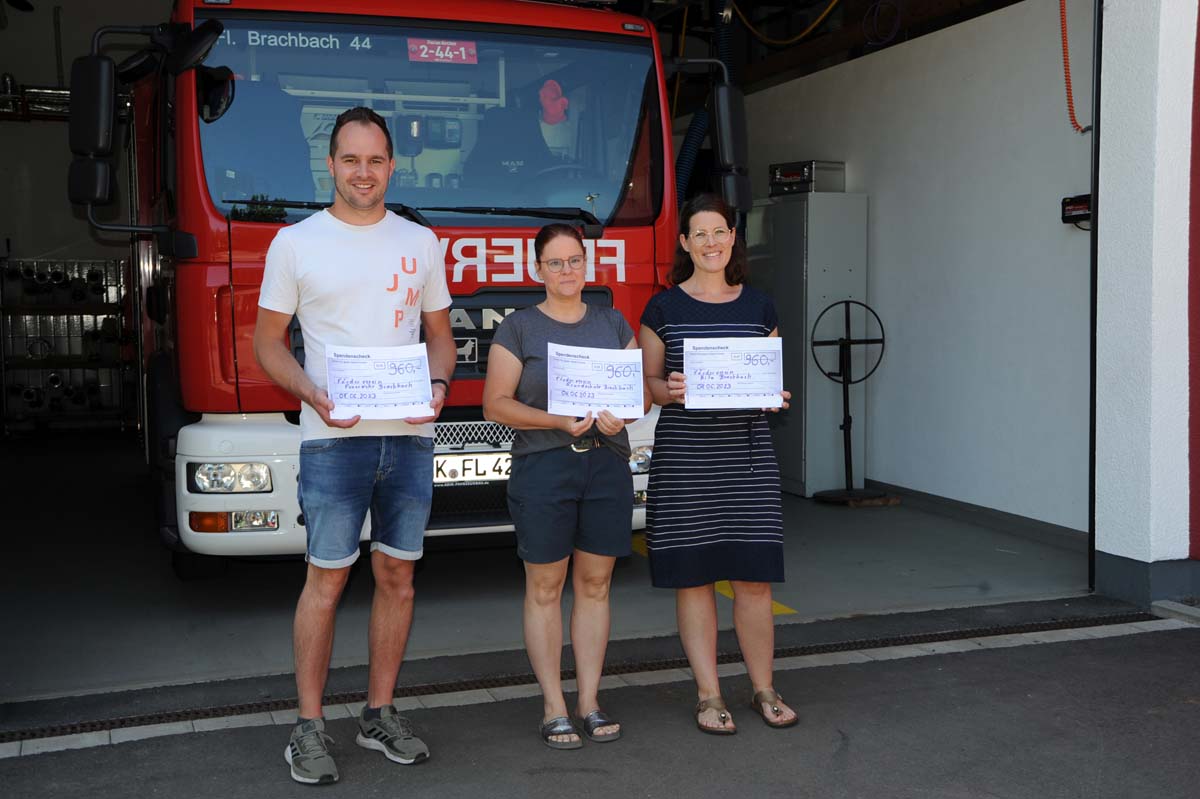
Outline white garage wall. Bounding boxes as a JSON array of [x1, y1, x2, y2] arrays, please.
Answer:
[[1095, 0, 1195, 563], [744, 0, 1094, 530]]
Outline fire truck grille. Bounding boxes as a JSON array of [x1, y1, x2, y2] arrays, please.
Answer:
[[448, 287, 612, 381], [435, 420, 513, 451]]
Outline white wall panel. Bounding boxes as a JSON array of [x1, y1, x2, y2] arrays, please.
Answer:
[[744, 0, 1095, 530], [1096, 0, 1195, 562]]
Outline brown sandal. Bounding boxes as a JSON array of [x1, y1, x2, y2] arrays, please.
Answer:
[[695, 697, 737, 736], [750, 689, 798, 729]]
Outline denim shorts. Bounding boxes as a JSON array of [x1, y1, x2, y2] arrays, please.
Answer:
[[297, 435, 434, 569], [507, 444, 634, 564]]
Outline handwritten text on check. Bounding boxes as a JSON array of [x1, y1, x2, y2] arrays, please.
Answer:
[[683, 337, 783, 410], [325, 343, 433, 420], [547, 343, 645, 419]]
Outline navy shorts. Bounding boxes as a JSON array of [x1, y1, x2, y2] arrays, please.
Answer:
[[507, 445, 634, 564], [297, 435, 433, 569]]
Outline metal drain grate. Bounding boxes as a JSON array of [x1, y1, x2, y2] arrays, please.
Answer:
[[0, 611, 1158, 744]]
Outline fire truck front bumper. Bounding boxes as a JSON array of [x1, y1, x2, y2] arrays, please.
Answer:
[[175, 413, 650, 558], [175, 414, 305, 557]]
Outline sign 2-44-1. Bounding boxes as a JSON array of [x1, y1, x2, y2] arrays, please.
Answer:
[[408, 38, 478, 65]]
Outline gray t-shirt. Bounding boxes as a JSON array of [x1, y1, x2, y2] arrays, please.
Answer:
[[491, 304, 635, 458]]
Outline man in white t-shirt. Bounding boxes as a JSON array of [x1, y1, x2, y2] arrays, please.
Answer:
[[253, 107, 456, 786]]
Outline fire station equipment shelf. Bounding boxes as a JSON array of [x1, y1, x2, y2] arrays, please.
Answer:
[[0, 257, 134, 432], [746, 192, 869, 497]]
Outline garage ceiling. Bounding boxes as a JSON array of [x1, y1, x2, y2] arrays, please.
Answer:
[[610, 0, 1025, 114]]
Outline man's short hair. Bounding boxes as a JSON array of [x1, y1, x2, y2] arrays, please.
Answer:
[[329, 106, 394, 159]]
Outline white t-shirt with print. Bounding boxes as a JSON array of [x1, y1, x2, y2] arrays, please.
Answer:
[[258, 209, 452, 442]]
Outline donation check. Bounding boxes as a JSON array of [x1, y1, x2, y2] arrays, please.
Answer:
[[683, 337, 784, 410], [547, 343, 645, 419], [325, 343, 433, 420]]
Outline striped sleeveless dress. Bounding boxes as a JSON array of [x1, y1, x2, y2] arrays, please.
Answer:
[[640, 285, 785, 588]]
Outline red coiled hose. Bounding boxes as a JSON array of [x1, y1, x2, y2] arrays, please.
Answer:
[[1061, 0, 1089, 134]]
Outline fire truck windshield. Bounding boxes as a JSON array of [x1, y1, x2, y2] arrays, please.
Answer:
[[196, 17, 657, 227]]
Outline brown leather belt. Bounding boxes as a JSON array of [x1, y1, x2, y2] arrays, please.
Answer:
[[569, 435, 605, 453]]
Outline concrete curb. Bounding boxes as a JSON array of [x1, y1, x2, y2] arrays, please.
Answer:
[[4, 618, 1195, 760], [1150, 600, 1200, 624]]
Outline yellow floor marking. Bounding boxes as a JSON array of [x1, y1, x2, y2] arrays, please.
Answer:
[[631, 532, 648, 557], [714, 580, 736, 600], [772, 600, 797, 616], [632, 534, 796, 616], [714, 581, 798, 616]]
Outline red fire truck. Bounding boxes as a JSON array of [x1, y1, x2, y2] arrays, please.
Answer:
[[67, 0, 746, 576]]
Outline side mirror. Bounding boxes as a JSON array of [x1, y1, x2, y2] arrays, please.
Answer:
[[68, 157, 113, 206], [711, 82, 750, 214], [712, 83, 748, 172], [69, 55, 116, 157], [69, 19, 211, 251], [197, 65, 234, 123], [720, 172, 752, 215]]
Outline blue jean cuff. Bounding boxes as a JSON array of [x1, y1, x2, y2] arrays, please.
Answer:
[[306, 549, 361, 570], [370, 541, 423, 561]]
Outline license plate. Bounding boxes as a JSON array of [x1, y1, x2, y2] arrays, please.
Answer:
[[434, 452, 511, 484]]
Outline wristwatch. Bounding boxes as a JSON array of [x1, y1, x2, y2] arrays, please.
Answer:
[[430, 378, 450, 398]]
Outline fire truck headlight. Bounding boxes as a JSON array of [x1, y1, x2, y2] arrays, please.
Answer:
[[236, 463, 272, 492], [629, 446, 653, 474], [189, 462, 273, 493]]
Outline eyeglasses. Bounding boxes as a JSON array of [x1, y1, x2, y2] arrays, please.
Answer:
[[689, 228, 731, 245], [540, 255, 587, 273]]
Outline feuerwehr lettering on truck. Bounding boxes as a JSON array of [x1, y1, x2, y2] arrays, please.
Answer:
[[438, 237, 626, 284]]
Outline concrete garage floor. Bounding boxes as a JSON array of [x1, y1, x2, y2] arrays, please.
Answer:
[[0, 434, 1087, 703], [4, 626, 1199, 799]]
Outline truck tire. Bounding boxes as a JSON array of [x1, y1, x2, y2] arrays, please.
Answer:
[[147, 352, 199, 476], [155, 468, 183, 551], [147, 352, 203, 561]]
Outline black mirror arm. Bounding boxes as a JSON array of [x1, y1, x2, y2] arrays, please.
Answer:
[[85, 206, 197, 257], [86, 204, 167, 235], [91, 25, 160, 56], [667, 57, 731, 85]]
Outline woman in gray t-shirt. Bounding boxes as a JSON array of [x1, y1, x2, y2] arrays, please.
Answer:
[[483, 224, 646, 750]]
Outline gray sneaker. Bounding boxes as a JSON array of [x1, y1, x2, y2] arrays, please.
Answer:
[[356, 705, 430, 764], [284, 718, 339, 785]]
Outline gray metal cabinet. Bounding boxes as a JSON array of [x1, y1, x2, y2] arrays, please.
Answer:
[[746, 192, 868, 496]]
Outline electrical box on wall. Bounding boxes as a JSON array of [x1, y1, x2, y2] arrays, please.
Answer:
[[768, 160, 845, 196], [1061, 193, 1091, 223]]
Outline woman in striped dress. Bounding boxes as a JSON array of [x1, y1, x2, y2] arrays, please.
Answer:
[[639, 193, 796, 734]]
